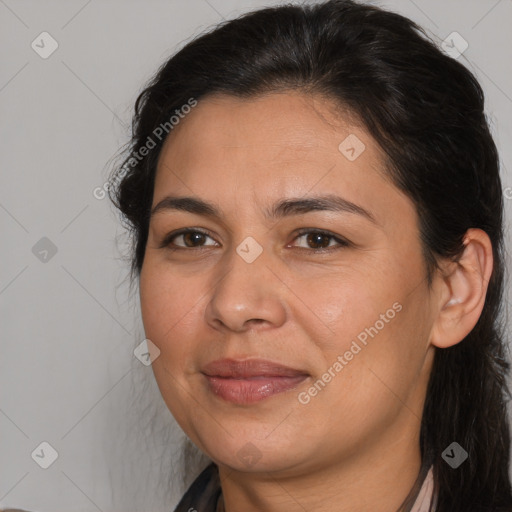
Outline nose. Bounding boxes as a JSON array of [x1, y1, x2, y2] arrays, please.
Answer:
[[205, 244, 287, 333]]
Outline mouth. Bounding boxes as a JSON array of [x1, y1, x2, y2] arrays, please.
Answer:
[[201, 358, 309, 405]]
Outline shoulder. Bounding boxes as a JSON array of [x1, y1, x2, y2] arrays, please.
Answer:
[[172, 462, 221, 512]]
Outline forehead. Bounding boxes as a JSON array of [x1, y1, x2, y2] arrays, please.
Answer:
[[160, 92, 367, 157], [152, 92, 413, 230], [157, 93, 381, 178]]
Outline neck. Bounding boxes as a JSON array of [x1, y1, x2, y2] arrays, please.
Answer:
[[217, 414, 423, 512]]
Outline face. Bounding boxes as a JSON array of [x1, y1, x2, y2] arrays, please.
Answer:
[[139, 92, 437, 475]]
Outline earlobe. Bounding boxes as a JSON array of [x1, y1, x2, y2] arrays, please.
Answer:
[[430, 228, 493, 349]]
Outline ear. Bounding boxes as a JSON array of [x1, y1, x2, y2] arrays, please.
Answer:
[[430, 228, 494, 349]]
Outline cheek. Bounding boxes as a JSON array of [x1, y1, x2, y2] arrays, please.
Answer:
[[297, 265, 427, 398], [320, 290, 430, 420], [139, 264, 205, 428], [291, 269, 398, 354], [139, 263, 201, 356]]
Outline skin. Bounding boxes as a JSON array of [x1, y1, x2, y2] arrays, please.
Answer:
[[139, 91, 493, 511]]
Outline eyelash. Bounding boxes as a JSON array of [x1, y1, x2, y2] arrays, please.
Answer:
[[159, 228, 351, 252]]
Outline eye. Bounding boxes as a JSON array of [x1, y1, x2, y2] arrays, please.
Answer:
[[159, 228, 218, 249], [290, 229, 351, 251], [160, 228, 351, 252]]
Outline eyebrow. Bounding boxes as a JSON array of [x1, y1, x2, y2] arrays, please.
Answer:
[[150, 194, 377, 224]]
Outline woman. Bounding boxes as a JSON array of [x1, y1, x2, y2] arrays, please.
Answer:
[[108, 0, 512, 510]]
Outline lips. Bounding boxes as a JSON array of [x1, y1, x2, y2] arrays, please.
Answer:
[[202, 358, 308, 378], [201, 358, 309, 404]]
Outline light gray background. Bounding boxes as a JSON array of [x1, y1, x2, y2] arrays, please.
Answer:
[[1, 0, 511, 511]]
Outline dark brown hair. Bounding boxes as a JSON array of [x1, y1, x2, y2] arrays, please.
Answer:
[[109, 1, 512, 509]]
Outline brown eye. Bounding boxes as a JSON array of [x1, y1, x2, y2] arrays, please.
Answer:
[[160, 229, 218, 249], [305, 232, 331, 249], [291, 230, 351, 251], [180, 231, 208, 247]]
